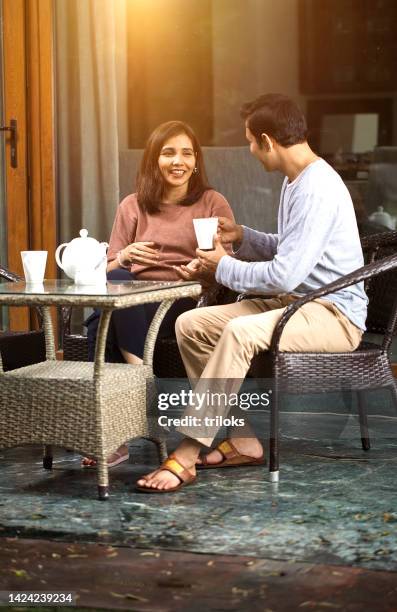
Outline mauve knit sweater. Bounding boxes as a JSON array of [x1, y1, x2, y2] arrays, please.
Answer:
[[107, 189, 234, 281]]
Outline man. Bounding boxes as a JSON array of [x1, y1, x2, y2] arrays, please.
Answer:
[[136, 93, 367, 493]]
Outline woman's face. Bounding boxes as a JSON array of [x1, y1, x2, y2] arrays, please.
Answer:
[[158, 133, 196, 192]]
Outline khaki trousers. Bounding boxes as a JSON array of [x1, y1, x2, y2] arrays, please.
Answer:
[[175, 295, 363, 446]]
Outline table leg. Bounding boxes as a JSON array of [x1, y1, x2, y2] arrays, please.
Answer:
[[42, 306, 56, 360], [92, 309, 112, 499], [43, 445, 53, 469], [97, 459, 109, 501], [143, 298, 175, 366], [93, 309, 112, 381]]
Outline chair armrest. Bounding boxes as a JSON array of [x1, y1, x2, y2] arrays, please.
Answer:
[[270, 252, 397, 354], [0, 265, 23, 283], [196, 285, 221, 308], [196, 284, 238, 308], [360, 230, 397, 254]]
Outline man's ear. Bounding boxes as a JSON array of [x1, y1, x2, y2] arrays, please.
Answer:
[[260, 133, 273, 152]]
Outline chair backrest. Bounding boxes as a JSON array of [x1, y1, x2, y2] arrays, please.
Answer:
[[361, 230, 397, 336], [119, 147, 284, 232]]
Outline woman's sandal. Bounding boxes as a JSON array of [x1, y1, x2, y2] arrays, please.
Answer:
[[81, 449, 130, 469], [135, 453, 196, 493], [197, 438, 266, 469]]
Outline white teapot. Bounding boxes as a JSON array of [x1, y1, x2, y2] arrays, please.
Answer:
[[55, 229, 108, 285], [368, 206, 396, 230]]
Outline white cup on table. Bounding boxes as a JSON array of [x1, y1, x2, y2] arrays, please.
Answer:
[[20, 250, 48, 283], [193, 217, 218, 250]]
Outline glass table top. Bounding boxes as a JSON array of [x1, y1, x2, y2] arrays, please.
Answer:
[[0, 279, 197, 297], [0, 279, 201, 308]]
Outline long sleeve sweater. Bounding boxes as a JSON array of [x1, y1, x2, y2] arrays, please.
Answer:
[[215, 159, 368, 330], [107, 189, 234, 281]]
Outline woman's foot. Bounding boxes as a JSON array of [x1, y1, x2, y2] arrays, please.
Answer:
[[196, 437, 263, 466], [82, 444, 129, 468]]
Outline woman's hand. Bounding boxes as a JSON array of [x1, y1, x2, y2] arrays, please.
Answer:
[[120, 242, 160, 266], [174, 258, 215, 287], [217, 217, 243, 245], [173, 258, 201, 281]]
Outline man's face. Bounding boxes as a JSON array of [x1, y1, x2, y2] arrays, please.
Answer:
[[245, 125, 274, 171]]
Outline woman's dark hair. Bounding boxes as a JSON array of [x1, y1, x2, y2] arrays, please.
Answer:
[[136, 120, 211, 213], [240, 93, 307, 147]]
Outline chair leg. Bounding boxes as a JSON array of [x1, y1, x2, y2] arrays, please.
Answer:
[[97, 458, 109, 501], [390, 381, 397, 412], [146, 436, 168, 463], [43, 445, 53, 469], [156, 439, 168, 463], [357, 391, 370, 451], [269, 383, 279, 482]]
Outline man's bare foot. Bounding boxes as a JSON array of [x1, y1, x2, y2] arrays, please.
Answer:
[[136, 461, 196, 491], [136, 439, 201, 491], [196, 437, 263, 466]]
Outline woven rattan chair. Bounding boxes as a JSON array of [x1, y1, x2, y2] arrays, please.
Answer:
[[246, 230, 397, 482], [0, 265, 46, 371]]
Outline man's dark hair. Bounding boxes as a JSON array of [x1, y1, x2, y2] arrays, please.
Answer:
[[240, 93, 307, 147]]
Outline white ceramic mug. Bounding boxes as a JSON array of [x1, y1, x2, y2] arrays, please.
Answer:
[[20, 250, 47, 283], [193, 217, 218, 250]]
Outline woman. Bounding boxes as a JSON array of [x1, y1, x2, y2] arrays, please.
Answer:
[[83, 120, 234, 468]]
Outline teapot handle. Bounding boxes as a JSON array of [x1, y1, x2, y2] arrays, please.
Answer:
[[55, 243, 68, 270]]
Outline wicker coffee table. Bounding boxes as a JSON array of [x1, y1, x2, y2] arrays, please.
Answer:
[[0, 279, 201, 499]]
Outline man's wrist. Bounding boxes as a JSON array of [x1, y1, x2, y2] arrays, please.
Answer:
[[233, 225, 244, 251]]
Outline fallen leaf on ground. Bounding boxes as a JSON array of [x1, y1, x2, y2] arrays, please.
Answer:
[[10, 569, 28, 578], [125, 593, 149, 602], [232, 587, 251, 597]]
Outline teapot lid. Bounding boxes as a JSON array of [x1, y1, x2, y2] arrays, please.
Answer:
[[67, 228, 105, 252], [370, 206, 392, 219], [70, 229, 98, 244], [369, 206, 395, 229]]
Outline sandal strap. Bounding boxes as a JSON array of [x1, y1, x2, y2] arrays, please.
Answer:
[[217, 438, 240, 460], [160, 454, 194, 484]]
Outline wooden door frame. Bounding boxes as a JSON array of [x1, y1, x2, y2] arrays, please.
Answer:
[[2, 0, 29, 329], [2, 0, 56, 331]]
